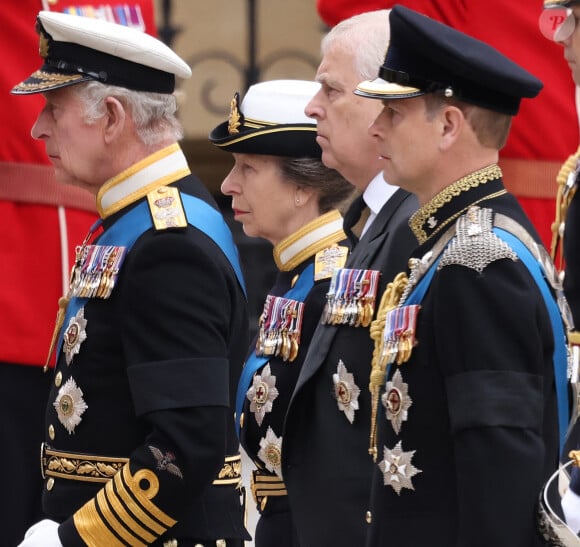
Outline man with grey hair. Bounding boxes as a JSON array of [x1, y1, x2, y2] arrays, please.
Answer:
[[12, 10, 249, 547], [281, 10, 417, 547]]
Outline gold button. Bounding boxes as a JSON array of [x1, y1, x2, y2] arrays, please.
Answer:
[[240, 412, 245, 428], [366, 510, 372, 524], [55, 372, 62, 387], [46, 478, 55, 491], [194, 544, 204, 547], [216, 541, 226, 547], [48, 424, 55, 440]]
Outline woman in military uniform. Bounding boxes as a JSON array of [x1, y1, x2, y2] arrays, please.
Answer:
[[210, 79, 355, 547]]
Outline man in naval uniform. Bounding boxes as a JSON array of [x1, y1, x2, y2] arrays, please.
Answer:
[[0, 4, 156, 544], [12, 11, 249, 547], [280, 10, 418, 547], [356, 6, 567, 546]]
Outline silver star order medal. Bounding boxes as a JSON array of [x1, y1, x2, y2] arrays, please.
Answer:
[[247, 364, 279, 426], [379, 441, 422, 495], [53, 376, 88, 434], [382, 369, 412, 434], [258, 426, 283, 478], [333, 359, 360, 424], [63, 307, 87, 365]]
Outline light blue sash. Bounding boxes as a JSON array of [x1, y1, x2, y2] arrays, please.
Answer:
[[389, 228, 569, 454], [235, 263, 315, 436], [57, 194, 246, 357]]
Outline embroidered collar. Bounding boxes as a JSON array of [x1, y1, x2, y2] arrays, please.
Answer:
[[409, 164, 505, 244], [273, 210, 346, 271], [96, 143, 191, 219]]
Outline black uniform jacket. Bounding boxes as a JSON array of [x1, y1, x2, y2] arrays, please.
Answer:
[[282, 187, 418, 547], [240, 211, 349, 538], [43, 145, 249, 546], [366, 172, 560, 547]]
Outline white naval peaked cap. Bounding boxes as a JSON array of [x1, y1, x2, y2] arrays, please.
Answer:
[[240, 79, 320, 125], [208, 79, 321, 158], [11, 10, 191, 95]]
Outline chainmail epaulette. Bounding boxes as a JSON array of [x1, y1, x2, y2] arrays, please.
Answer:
[[438, 206, 517, 273]]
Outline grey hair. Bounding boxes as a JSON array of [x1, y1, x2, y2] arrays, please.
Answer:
[[321, 10, 391, 80], [278, 157, 356, 214], [72, 81, 184, 146]]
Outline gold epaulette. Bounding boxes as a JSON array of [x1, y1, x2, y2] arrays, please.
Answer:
[[146, 186, 187, 231], [551, 146, 580, 266]]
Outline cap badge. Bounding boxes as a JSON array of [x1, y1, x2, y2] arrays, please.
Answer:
[[39, 31, 49, 59], [228, 92, 242, 135]]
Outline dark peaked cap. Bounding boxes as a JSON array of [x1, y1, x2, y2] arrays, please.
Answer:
[[355, 5, 543, 115], [544, 0, 580, 7]]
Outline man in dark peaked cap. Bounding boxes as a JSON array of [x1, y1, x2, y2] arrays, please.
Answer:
[[356, 6, 570, 546], [12, 10, 249, 547]]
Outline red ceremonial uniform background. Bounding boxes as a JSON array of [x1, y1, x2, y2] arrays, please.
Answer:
[[0, 0, 155, 367], [316, 0, 578, 249]]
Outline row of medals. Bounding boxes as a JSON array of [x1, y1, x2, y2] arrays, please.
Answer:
[[70, 244, 127, 299], [255, 295, 305, 362], [322, 268, 380, 328]]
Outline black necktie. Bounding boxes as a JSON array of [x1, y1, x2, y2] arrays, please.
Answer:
[[344, 195, 370, 245]]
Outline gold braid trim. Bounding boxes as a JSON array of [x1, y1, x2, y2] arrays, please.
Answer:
[[368, 272, 408, 462], [570, 450, 580, 467], [409, 164, 502, 244], [551, 146, 580, 266], [74, 464, 176, 546]]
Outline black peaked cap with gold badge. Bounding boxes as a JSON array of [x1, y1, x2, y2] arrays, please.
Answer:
[[209, 79, 322, 158], [11, 10, 191, 95], [355, 5, 543, 115], [544, 0, 580, 6]]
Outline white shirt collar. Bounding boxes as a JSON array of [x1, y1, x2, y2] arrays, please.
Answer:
[[362, 172, 398, 216]]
